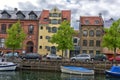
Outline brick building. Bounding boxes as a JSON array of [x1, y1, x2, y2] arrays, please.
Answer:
[[0, 9, 41, 54], [79, 16, 104, 56]]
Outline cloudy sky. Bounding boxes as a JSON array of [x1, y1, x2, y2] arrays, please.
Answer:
[[0, 0, 120, 29]]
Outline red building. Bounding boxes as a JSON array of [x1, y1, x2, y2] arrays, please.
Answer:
[[0, 9, 41, 54]]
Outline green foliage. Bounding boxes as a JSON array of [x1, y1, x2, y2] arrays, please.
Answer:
[[5, 21, 26, 51], [50, 20, 75, 51], [102, 19, 120, 52]]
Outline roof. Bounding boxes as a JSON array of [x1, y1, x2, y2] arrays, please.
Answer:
[[62, 10, 71, 22], [39, 10, 49, 24], [80, 16, 103, 26], [0, 10, 41, 20]]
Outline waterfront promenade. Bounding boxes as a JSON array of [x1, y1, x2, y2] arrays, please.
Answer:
[[8, 58, 120, 73]]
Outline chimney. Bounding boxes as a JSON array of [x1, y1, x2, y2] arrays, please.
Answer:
[[14, 8, 18, 11], [99, 13, 102, 17]]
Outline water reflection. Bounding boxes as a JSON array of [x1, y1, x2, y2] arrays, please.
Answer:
[[61, 73, 94, 80], [0, 71, 119, 80], [106, 77, 120, 80]]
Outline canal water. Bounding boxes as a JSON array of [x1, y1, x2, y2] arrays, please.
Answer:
[[0, 71, 119, 80]]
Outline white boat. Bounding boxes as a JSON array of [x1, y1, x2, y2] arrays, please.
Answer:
[[0, 62, 17, 71], [61, 66, 94, 75]]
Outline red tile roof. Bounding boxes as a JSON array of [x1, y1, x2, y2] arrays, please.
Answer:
[[80, 16, 103, 26], [39, 10, 49, 24], [62, 10, 71, 22]]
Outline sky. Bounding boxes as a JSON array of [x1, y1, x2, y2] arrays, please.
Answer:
[[0, 0, 120, 29]]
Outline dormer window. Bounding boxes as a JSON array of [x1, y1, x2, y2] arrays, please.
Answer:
[[17, 14, 24, 19], [95, 20, 100, 24], [29, 14, 37, 20], [29, 11, 37, 20], [16, 11, 25, 19], [85, 20, 89, 24], [1, 10, 11, 19], [63, 18, 67, 21], [44, 18, 48, 22]]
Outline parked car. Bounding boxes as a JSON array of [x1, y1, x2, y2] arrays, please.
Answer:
[[70, 54, 91, 61], [3, 52, 19, 58], [20, 53, 42, 60], [109, 56, 120, 61], [46, 54, 62, 60], [91, 54, 107, 61]]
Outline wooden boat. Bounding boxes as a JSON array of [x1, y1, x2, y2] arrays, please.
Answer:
[[106, 66, 120, 77], [0, 62, 16, 71], [60, 66, 94, 75]]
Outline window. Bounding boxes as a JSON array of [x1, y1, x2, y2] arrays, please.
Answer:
[[51, 19, 58, 24], [52, 27, 57, 33], [28, 25, 34, 34], [46, 36, 50, 39], [40, 26, 43, 30], [39, 46, 42, 49], [8, 24, 12, 29], [40, 36, 43, 39], [95, 20, 99, 24], [2, 13, 10, 19], [85, 20, 89, 24], [83, 40, 87, 46], [45, 46, 50, 51], [83, 30, 88, 36], [96, 40, 100, 47], [53, 13, 58, 17], [44, 18, 48, 22], [46, 36, 51, 42], [1, 24, 7, 34], [0, 38, 5, 48], [82, 50, 87, 54], [46, 27, 51, 32], [63, 18, 67, 21], [29, 14, 36, 20], [58, 19, 61, 24], [96, 51, 100, 54], [89, 40, 94, 46], [96, 30, 101, 37], [73, 38, 77, 43], [17, 13, 25, 19], [89, 30, 94, 36], [89, 50, 93, 54]]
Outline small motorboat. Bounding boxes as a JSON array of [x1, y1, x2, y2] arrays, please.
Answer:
[[0, 62, 17, 71], [61, 66, 94, 75], [106, 66, 120, 77]]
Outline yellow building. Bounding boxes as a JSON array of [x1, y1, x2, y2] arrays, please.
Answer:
[[38, 7, 71, 57]]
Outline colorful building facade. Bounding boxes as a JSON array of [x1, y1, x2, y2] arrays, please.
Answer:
[[38, 7, 71, 56], [79, 16, 104, 56]]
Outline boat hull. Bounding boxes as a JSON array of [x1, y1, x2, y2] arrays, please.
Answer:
[[61, 66, 94, 75], [106, 70, 120, 77], [0, 62, 17, 71], [0, 65, 16, 71]]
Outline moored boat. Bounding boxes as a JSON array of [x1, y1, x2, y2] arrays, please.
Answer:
[[0, 62, 17, 71], [61, 66, 94, 75], [106, 66, 120, 77]]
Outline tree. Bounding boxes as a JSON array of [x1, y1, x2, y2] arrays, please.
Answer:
[[50, 20, 75, 57], [102, 19, 120, 62], [5, 21, 26, 55]]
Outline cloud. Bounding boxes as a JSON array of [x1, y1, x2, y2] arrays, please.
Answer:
[[1, 0, 120, 29]]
